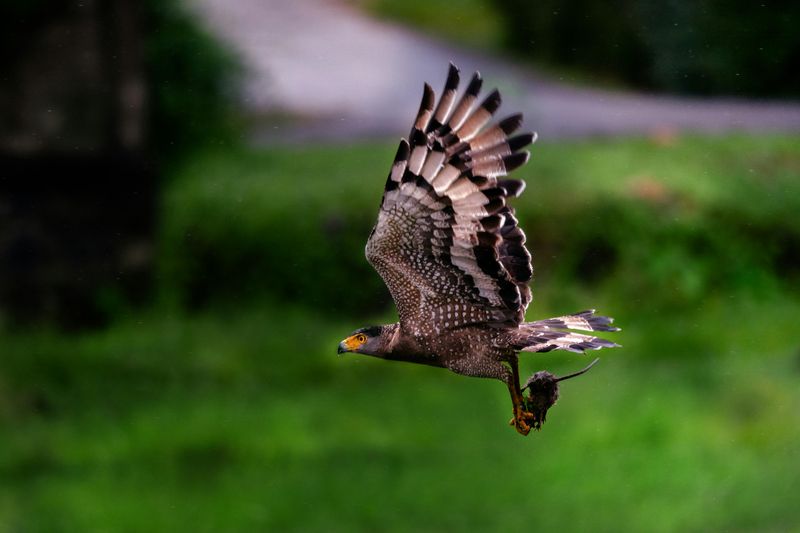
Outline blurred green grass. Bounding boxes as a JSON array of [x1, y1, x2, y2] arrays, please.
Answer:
[[1, 300, 798, 531], [2, 134, 800, 531]]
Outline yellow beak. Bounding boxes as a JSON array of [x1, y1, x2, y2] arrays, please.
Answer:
[[337, 335, 364, 354]]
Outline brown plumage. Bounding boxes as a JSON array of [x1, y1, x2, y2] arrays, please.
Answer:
[[338, 64, 619, 435]]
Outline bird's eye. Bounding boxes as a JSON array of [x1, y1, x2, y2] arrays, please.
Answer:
[[355, 334, 367, 343]]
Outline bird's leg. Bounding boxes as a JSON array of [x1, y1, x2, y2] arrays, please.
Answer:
[[506, 358, 536, 436]]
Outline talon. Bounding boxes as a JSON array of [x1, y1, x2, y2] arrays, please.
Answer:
[[510, 415, 531, 435], [507, 358, 537, 436], [514, 418, 531, 436], [511, 405, 536, 436]]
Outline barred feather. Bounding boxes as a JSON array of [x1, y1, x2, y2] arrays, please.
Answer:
[[518, 329, 620, 353], [533, 309, 620, 333], [513, 310, 620, 354], [366, 63, 536, 332]]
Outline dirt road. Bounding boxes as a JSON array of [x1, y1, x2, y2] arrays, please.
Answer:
[[191, 0, 800, 143]]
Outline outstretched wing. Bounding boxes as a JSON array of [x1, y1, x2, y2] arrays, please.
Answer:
[[366, 64, 535, 336]]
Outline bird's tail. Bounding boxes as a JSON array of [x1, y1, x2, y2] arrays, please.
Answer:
[[514, 309, 620, 353]]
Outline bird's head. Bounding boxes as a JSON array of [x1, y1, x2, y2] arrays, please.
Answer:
[[337, 325, 385, 356]]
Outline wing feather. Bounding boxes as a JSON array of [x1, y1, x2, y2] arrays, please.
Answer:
[[366, 64, 536, 335]]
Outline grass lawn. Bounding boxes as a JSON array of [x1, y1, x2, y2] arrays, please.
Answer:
[[2, 299, 799, 531], [2, 134, 800, 531]]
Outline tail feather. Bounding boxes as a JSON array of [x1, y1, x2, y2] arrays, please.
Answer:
[[534, 309, 619, 332], [516, 310, 620, 353]]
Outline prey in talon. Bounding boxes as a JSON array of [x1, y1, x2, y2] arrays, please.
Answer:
[[337, 64, 620, 435]]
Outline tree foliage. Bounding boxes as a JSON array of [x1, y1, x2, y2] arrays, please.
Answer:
[[494, 0, 800, 97]]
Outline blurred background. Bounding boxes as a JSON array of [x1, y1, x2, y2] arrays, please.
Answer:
[[1, 0, 799, 530]]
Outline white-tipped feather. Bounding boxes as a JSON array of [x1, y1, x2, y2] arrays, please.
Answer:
[[455, 108, 492, 141], [448, 95, 476, 131], [390, 160, 406, 182], [408, 145, 428, 175], [430, 165, 461, 194], [471, 157, 506, 178], [445, 177, 481, 200], [434, 91, 456, 124], [421, 151, 446, 181], [469, 142, 512, 160], [453, 204, 490, 218], [455, 190, 491, 208], [468, 125, 509, 152]]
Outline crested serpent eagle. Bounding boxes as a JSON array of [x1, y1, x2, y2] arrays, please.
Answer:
[[338, 64, 620, 435]]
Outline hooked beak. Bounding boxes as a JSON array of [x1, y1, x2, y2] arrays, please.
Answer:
[[337, 334, 365, 356]]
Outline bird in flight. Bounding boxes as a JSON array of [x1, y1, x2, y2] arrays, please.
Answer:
[[338, 64, 619, 435]]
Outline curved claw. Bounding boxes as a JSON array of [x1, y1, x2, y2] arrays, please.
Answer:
[[509, 416, 531, 436], [510, 406, 538, 436]]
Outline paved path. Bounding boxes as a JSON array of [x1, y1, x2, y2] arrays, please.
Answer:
[[190, 0, 800, 143]]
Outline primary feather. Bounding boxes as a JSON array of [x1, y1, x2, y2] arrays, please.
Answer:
[[366, 64, 535, 336]]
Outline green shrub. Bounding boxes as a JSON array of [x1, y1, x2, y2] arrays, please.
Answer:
[[0, 0, 241, 164], [159, 145, 394, 317], [159, 136, 800, 318], [143, 0, 242, 165], [493, 0, 800, 97], [497, 0, 649, 86]]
